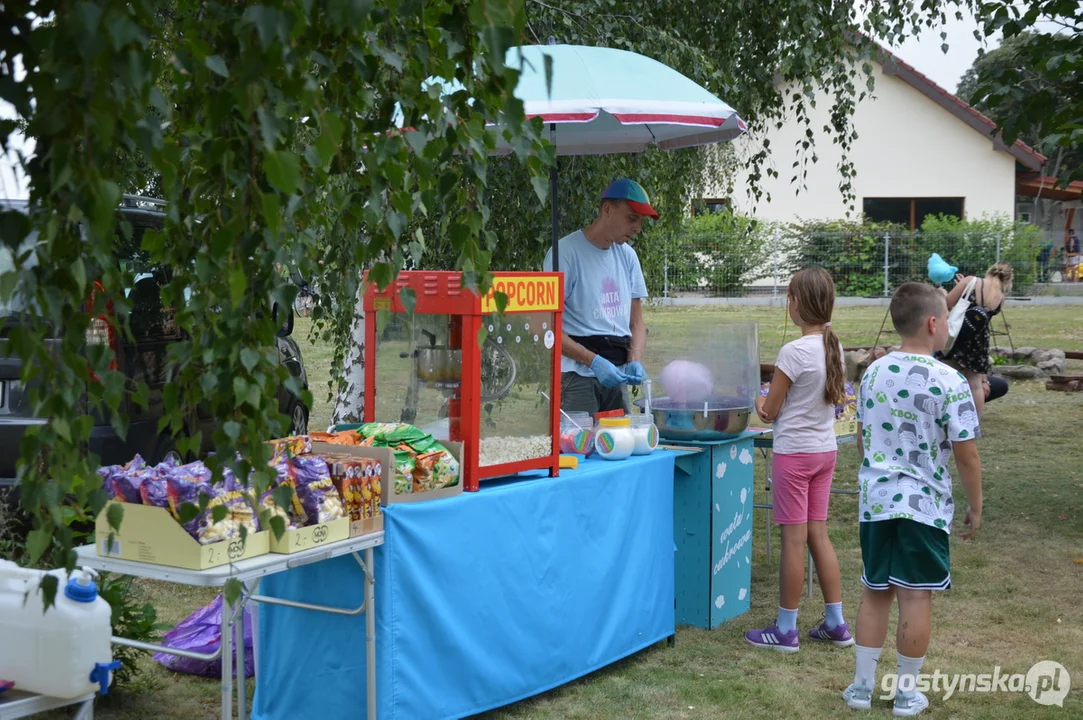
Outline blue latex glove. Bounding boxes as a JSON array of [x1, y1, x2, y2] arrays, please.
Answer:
[[590, 355, 630, 389], [625, 361, 647, 385]]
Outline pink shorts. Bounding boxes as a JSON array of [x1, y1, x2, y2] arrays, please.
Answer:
[[772, 451, 837, 525]]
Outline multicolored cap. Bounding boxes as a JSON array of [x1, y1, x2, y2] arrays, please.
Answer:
[[601, 179, 659, 219]]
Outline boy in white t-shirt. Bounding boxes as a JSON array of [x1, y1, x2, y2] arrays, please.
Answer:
[[844, 283, 984, 716]]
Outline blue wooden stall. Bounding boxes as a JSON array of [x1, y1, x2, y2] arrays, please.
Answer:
[[670, 431, 758, 629]]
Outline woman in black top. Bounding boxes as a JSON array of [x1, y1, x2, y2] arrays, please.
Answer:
[[937, 261, 1013, 419]]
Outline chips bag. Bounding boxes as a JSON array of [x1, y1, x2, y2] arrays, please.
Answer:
[[290, 455, 346, 525], [269, 456, 310, 526], [268, 435, 313, 457], [200, 486, 260, 545], [308, 430, 364, 446], [392, 449, 416, 495], [99, 455, 149, 503]]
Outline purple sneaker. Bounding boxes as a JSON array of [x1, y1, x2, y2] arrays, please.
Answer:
[[809, 620, 855, 647], [744, 624, 800, 653]]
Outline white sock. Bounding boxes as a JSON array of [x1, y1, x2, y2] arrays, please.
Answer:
[[896, 653, 925, 696], [853, 645, 882, 689]]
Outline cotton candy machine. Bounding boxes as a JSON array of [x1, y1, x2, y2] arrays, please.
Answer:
[[632, 321, 759, 441], [636, 395, 751, 441]]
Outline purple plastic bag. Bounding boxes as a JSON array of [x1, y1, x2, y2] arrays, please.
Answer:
[[100, 455, 149, 503], [153, 594, 254, 678], [164, 465, 216, 541], [291, 456, 346, 526]]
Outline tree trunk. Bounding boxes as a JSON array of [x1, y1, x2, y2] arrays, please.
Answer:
[[330, 283, 366, 429]]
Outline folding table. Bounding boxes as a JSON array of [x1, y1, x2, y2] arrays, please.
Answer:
[[74, 530, 383, 720]]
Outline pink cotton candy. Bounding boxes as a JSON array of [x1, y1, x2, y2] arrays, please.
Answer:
[[657, 360, 714, 406]]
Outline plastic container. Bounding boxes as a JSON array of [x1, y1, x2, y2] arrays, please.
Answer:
[[630, 413, 659, 455], [594, 417, 635, 461], [0, 560, 119, 699], [559, 412, 595, 456]]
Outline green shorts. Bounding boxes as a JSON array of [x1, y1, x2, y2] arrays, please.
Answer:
[[860, 519, 951, 591]]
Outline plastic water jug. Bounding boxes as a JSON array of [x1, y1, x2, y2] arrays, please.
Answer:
[[0, 560, 120, 699]]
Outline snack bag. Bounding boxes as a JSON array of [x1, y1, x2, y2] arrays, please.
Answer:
[[406, 437, 459, 490], [268, 435, 312, 457], [308, 430, 364, 446], [258, 489, 295, 533], [430, 451, 459, 490], [412, 451, 443, 493], [268, 456, 310, 526], [335, 455, 382, 519], [321, 454, 369, 522], [200, 486, 260, 545], [392, 449, 416, 495], [290, 455, 346, 525], [835, 381, 858, 421], [358, 422, 427, 447], [361, 460, 381, 519], [138, 471, 169, 507], [99, 455, 149, 503]]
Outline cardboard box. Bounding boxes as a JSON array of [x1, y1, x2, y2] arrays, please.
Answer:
[[309, 440, 462, 511], [834, 418, 858, 437], [268, 516, 350, 554], [95, 501, 269, 570]]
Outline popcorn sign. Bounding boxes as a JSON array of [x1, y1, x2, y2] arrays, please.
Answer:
[[481, 275, 561, 313]]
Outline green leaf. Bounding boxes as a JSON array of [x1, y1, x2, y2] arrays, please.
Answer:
[[224, 421, 242, 441], [211, 504, 228, 523], [240, 348, 261, 372], [39, 574, 58, 610], [261, 192, 281, 234], [268, 514, 286, 541], [243, 6, 288, 49], [531, 175, 550, 204], [271, 484, 295, 514], [256, 108, 283, 150], [224, 578, 243, 607], [107, 502, 125, 532], [229, 267, 247, 308], [400, 287, 416, 316], [205, 55, 229, 78], [387, 211, 406, 240], [26, 528, 53, 564], [263, 151, 301, 195], [178, 502, 201, 525], [369, 262, 394, 290]]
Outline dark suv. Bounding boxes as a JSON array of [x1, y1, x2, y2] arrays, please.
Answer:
[[0, 196, 310, 487]]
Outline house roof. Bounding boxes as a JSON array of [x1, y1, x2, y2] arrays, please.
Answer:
[[870, 42, 1047, 171], [1016, 173, 1083, 201]]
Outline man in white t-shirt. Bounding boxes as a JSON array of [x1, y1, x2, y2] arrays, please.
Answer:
[[542, 179, 654, 414]]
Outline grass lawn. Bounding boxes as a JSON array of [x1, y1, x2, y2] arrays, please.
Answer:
[[70, 304, 1082, 719]]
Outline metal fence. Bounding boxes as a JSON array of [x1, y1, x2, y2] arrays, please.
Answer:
[[644, 229, 1077, 299]]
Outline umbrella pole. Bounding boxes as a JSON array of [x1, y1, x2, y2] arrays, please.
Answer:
[[549, 122, 559, 272]]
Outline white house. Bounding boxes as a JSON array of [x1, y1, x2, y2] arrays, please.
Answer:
[[711, 45, 1047, 228]]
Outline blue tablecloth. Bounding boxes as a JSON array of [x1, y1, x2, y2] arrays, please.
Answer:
[[252, 451, 676, 720]]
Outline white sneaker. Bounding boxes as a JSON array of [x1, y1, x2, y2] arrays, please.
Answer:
[[893, 690, 929, 717], [842, 682, 873, 711]]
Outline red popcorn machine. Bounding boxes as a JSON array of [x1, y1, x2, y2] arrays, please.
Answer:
[[363, 272, 564, 491]]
